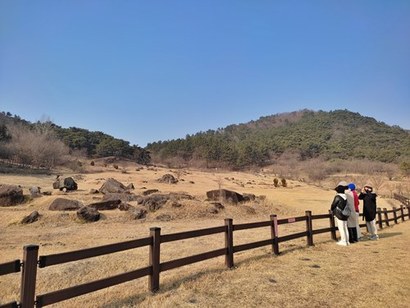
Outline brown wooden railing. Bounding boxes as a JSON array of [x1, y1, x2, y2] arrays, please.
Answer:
[[1, 204, 409, 308], [393, 193, 410, 206]]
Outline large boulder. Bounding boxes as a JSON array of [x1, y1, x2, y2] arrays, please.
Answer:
[[102, 192, 140, 202], [29, 186, 42, 198], [157, 174, 178, 184], [77, 206, 100, 222], [206, 189, 245, 204], [21, 211, 40, 224], [99, 178, 134, 194], [53, 177, 78, 191], [143, 189, 159, 196], [243, 193, 256, 202], [87, 199, 121, 210], [0, 184, 25, 207], [49, 198, 83, 211], [142, 194, 170, 212], [128, 207, 147, 220]]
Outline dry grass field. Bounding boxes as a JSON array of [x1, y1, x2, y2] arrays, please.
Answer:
[[1, 161, 409, 307]]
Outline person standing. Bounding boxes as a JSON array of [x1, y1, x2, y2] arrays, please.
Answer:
[[330, 181, 350, 246], [345, 185, 358, 243], [348, 183, 362, 240], [358, 184, 379, 240]]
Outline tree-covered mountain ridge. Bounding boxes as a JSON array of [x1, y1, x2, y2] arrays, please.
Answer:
[[1, 109, 409, 170], [146, 109, 410, 168]]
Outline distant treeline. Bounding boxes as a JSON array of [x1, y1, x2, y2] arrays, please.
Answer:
[[1, 109, 409, 172], [146, 110, 410, 169]]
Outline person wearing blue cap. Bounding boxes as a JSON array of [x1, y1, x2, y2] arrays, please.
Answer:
[[348, 183, 362, 240], [345, 184, 358, 243]]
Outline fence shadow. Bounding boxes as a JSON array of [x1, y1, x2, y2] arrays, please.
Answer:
[[378, 232, 402, 239], [103, 263, 229, 307]]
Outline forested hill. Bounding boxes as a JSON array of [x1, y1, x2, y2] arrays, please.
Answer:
[[146, 109, 410, 168], [0, 112, 150, 166], [1, 109, 409, 169]]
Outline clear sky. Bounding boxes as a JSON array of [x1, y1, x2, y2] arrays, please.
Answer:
[[1, 1, 409, 147]]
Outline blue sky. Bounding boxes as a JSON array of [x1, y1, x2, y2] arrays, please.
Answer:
[[1, 1, 409, 147]]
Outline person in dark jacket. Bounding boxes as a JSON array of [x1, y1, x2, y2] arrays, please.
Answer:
[[358, 183, 379, 240], [330, 181, 350, 246]]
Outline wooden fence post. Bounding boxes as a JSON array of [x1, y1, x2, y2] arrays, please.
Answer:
[[305, 211, 314, 246], [393, 207, 398, 224], [377, 208, 383, 229], [383, 208, 389, 227], [407, 206, 410, 220], [400, 205, 405, 222], [270, 214, 279, 255], [328, 210, 337, 241], [149, 227, 161, 293], [224, 218, 234, 268], [20, 245, 39, 308]]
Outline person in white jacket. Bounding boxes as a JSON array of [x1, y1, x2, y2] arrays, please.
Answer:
[[330, 181, 350, 246]]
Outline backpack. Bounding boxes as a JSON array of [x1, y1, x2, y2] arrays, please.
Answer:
[[335, 200, 351, 220], [341, 204, 351, 217]]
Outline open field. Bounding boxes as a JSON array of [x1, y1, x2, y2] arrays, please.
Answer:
[[1, 163, 409, 307]]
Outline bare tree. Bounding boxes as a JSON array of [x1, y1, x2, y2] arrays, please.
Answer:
[[369, 174, 385, 193], [6, 123, 69, 168]]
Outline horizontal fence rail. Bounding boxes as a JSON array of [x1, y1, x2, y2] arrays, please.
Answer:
[[0, 260, 21, 308], [1, 204, 409, 308], [38, 237, 152, 268], [0, 260, 20, 276]]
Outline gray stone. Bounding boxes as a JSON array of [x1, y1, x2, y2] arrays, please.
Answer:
[[0, 184, 24, 206], [206, 189, 244, 204], [49, 198, 83, 211], [21, 211, 40, 224], [77, 206, 100, 222]]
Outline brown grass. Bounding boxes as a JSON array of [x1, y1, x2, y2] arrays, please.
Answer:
[[0, 164, 409, 307]]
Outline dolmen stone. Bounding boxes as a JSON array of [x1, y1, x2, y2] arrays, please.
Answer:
[[29, 186, 42, 198], [53, 176, 78, 191], [206, 189, 245, 204], [77, 206, 100, 222], [143, 194, 170, 212], [157, 174, 178, 184], [243, 193, 256, 202], [102, 192, 140, 202], [128, 208, 147, 220], [99, 178, 134, 194], [0, 184, 25, 206], [49, 198, 83, 211], [21, 211, 40, 224], [142, 189, 159, 196], [87, 199, 121, 210]]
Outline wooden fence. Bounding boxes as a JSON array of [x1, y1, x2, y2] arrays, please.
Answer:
[[1, 204, 410, 308], [393, 193, 410, 206]]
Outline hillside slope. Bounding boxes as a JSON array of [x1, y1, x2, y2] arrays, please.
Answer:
[[147, 109, 410, 167]]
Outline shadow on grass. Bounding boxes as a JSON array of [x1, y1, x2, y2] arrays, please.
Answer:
[[102, 238, 337, 307], [378, 232, 402, 239], [102, 225, 410, 306]]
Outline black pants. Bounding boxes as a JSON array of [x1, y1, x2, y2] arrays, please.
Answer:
[[348, 227, 358, 243]]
